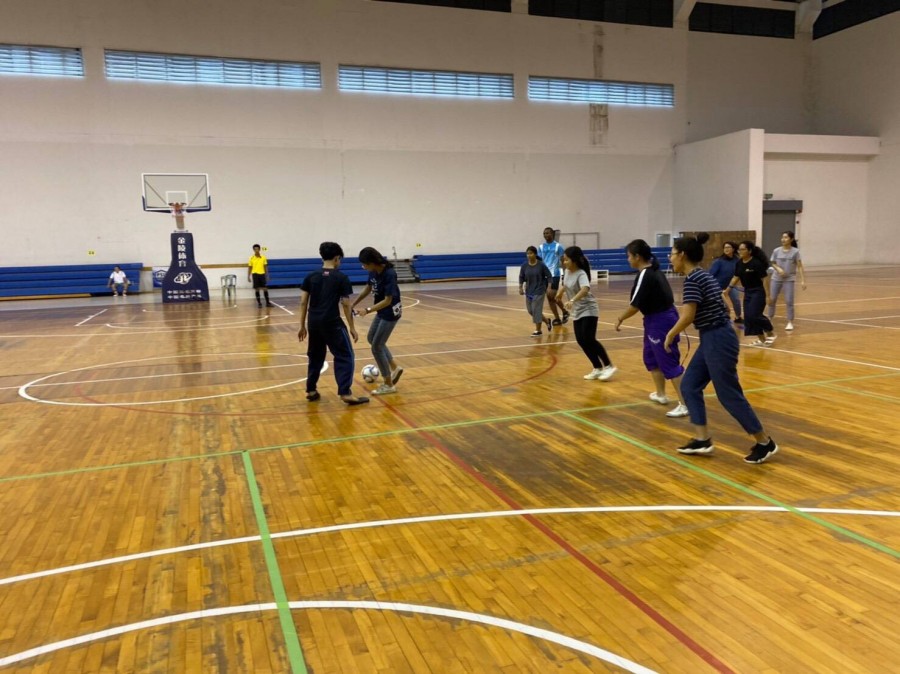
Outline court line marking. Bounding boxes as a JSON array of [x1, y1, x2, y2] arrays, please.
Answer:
[[2, 370, 898, 484], [816, 383, 900, 404], [0, 600, 656, 673], [270, 301, 294, 315], [74, 309, 107, 326], [242, 452, 308, 673], [758, 346, 900, 371], [797, 316, 900, 331], [565, 414, 900, 561], [104, 317, 270, 330], [794, 295, 900, 306], [2, 505, 895, 588], [18, 352, 322, 406], [0, 335, 639, 392]]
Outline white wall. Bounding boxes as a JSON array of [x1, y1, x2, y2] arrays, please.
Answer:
[[0, 0, 689, 267], [811, 12, 900, 263], [2, 0, 896, 268], [685, 32, 809, 143], [674, 129, 764, 235], [763, 157, 869, 265]]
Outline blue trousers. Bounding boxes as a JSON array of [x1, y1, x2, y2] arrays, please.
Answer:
[[306, 322, 355, 396], [725, 286, 742, 318], [681, 323, 763, 434], [367, 316, 399, 379], [742, 286, 773, 337], [767, 277, 796, 321]]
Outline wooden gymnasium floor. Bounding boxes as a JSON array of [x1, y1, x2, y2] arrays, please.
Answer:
[[0, 265, 898, 674]]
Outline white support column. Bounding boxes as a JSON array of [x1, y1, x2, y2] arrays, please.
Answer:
[[511, 0, 528, 14], [673, 0, 698, 27], [795, 0, 822, 34]]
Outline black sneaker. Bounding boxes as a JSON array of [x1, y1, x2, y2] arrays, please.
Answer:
[[545, 317, 553, 331], [733, 317, 744, 325], [552, 318, 562, 326], [676, 438, 714, 455], [562, 311, 570, 324], [530, 330, 542, 337], [744, 438, 778, 464]]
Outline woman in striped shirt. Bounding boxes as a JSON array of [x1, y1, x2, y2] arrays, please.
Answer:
[[663, 233, 779, 464]]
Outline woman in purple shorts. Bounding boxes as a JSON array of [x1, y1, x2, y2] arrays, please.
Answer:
[[615, 239, 689, 417]]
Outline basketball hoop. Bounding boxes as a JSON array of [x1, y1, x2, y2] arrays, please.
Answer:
[[169, 202, 187, 230]]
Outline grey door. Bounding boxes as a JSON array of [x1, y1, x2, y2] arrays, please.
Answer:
[[762, 210, 798, 256]]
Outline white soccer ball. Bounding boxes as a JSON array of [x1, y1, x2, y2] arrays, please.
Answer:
[[361, 364, 380, 383]]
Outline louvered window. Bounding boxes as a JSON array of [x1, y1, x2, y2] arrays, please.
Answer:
[[528, 76, 674, 107], [0, 44, 84, 77], [105, 50, 321, 89], [339, 65, 514, 99]]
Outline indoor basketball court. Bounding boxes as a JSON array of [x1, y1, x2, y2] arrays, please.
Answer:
[[0, 265, 898, 672], [3, 0, 900, 672]]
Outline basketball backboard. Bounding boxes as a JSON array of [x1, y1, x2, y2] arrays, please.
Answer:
[[142, 173, 211, 213]]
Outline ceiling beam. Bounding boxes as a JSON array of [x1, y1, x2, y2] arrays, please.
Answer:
[[796, 0, 822, 34], [673, 0, 698, 26]]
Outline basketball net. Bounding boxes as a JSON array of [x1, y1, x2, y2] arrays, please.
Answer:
[[169, 202, 186, 230]]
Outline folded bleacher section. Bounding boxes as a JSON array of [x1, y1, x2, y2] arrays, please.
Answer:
[[412, 247, 671, 281], [0, 263, 142, 299]]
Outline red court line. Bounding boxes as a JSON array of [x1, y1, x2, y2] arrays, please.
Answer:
[[377, 389, 736, 674]]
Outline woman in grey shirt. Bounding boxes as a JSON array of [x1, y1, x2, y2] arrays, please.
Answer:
[[519, 246, 553, 337], [766, 231, 806, 331], [558, 246, 616, 381]]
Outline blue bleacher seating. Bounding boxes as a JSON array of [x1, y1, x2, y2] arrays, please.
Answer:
[[411, 248, 671, 281], [0, 263, 142, 299], [266, 258, 370, 288]]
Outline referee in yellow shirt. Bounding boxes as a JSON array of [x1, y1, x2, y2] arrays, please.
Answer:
[[248, 244, 273, 307]]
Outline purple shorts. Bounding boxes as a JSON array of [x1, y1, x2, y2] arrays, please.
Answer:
[[643, 307, 684, 380]]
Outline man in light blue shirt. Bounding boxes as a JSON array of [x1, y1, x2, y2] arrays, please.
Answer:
[[537, 227, 569, 325]]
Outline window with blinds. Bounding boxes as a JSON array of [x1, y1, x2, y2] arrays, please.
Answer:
[[528, 76, 675, 107], [104, 50, 321, 89], [0, 44, 84, 77], [339, 65, 514, 99]]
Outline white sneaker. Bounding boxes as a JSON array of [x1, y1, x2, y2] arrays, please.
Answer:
[[372, 384, 397, 395], [598, 365, 617, 381], [649, 392, 671, 405], [785, 322, 794, 331], [748, 340, 769, 347], [584, 368, 604, 380], [765, 334, 777, 345], [666, 403, 690, 418]]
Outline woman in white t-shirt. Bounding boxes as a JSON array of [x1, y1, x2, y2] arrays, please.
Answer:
[[108, 266, 129, 296], [557, 246, 616, 381], [766, 231, 806, 331]]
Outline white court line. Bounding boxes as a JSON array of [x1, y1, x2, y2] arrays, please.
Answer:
[[104, 316, 269, 330], [74, 309, 107, 327], [798, 316, 900, 331], [18, 353, 325, 406], [760, 346, 900, 372], [0, 601, 656, 673], [2, 505, 895, 588], [270, 301, 294, 315], [0, 336, 635, 392], [418, 293, 641, 329], [795, 295, 900, 307]]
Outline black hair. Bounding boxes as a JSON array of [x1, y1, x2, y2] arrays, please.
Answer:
[[625, 239, 659, 271], [319, 241, 344, 260], [673, 232, 710, 264], [738, 240, 769, 265], [525, 245, 538, 255], [783, 231, 799, 248], [563, 245, 591, 275], [252, 243, 261, 249], [358, 246, 393, 268], [721, 241, 737, 258]]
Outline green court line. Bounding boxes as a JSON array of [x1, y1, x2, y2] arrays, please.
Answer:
[[2, 370, 899, 485], [816, 383, 900, 404], [241, 451, 308, 674], [563, 412, 900, 561]]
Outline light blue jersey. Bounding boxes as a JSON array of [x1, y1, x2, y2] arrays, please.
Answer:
[[538, 241, 565, 278]]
